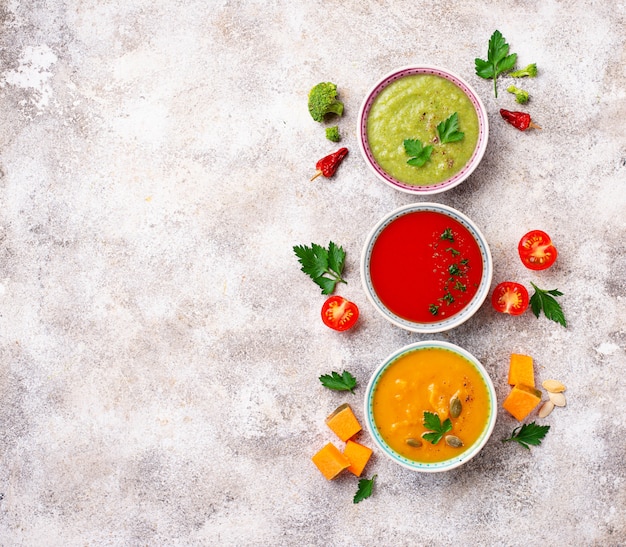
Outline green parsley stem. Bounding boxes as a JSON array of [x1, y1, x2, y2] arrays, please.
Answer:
[[324, 269, 346, 284]]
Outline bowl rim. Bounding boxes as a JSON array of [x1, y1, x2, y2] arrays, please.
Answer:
[[357, 64, 489, 195], [360, 202, 493, 333], [364, 340, 498, 472]]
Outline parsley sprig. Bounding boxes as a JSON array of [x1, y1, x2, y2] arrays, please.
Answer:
[[475, 30, 518, 97], [440, 228, 454, 242], [293, 241, 346, 295], [502, 422, 550, 449], [436, 112, 465, 144], [529, 282, 567, 327], [422, 411, 452, 445], [319, 370, 357, 393], [403, 139, 433, 167], [353, 474, 376, 504], [404, 113, 464, 168]]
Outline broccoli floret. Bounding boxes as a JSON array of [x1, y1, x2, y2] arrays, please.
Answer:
[[507, 85, 529, 104], [509, 63, 537, 78], [308, 82, 344, 122], [325, 126, 340, 142]]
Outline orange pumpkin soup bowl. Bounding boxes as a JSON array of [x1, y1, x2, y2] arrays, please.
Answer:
[[364, 341, 497, 472]]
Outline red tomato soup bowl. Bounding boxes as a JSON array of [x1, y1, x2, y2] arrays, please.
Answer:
[[360, 203, 493, 333], [364, 340, 497, 472], [357, 66, 489, 195]]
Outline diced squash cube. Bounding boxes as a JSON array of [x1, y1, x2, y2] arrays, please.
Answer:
[[502, 383, 542, 421], [343, 440, 373, 477], [311, 442, 350, 480], [325, 403, 362, 441], [508, 353, 535, 387]]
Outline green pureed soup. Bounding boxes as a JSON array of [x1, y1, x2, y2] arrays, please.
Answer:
[[366, 74, 479, 186]]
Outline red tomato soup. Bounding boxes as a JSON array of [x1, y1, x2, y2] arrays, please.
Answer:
[[370, 211, 483, 323]]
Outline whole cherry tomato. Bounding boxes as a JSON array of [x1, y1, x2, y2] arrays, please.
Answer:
[[321, 296, 359, 331], [518, 230, 558, 270], [491, 282, 529, 316]]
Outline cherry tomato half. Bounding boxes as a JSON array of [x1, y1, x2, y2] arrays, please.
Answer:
[[491, 282, 529, 316], [518, 230, 558, 270], [321, 296, 359, 331]]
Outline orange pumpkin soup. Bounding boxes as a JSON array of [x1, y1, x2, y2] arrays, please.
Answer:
[[372, 347, 492, 463]]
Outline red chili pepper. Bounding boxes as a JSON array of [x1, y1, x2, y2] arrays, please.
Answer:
[[500, 109, 542, 131], [311, 147, 348, 181]]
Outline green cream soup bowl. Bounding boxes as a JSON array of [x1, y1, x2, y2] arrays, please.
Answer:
[[357, 66, 489, 195]]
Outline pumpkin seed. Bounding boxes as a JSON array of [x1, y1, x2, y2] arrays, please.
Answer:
[[542, 379, 566, 393], [405, 438, 422, 448], [445, 435, 464, 448], [538, 400, 555, 418], [548, 391, 567, 407], [450, 394, 462, 418]]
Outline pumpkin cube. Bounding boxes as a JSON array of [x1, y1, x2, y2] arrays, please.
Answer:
[[311, 442, 350, 480], [343, 440, 373, 477], [502, 383, 542, 421], [508, 353, 535, 387], [325, 403, 362, 441]]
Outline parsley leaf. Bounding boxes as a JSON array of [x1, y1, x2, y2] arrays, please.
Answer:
[[436, 112, 465, 144], [326, 241, 345, 280], [319, 370, 357, 393], [502, 421, 550, 449], [440, 228, 454, 242], [442, 291, 454, 305], [475, 30, 518, 97], [293, 241, 346, 295], [529, 282, 567, 327], [422, 411, 452, 445], [353, 474, 376, 504], [403, 139, 433, 167], [454, 281, 466, 292]]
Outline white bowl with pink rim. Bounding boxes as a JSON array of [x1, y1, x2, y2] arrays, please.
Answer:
[[357, 65, 489, 195]]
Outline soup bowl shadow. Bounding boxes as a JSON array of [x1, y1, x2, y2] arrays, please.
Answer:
[[360, 202, 493, 334], [357, 65, 489, 195], [364, 340, 497, 473]]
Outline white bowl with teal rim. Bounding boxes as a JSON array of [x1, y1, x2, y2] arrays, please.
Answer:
[[364, 340, 497, 472], [357, 65, 489, 195], [360, 202, 492, 333]]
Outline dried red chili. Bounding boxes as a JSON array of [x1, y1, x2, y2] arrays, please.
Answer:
[[500, 109, 542, 131], [311, 147, 348, 180]]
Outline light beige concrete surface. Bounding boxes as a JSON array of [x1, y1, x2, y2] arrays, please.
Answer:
[[0, 1, 625, 545]]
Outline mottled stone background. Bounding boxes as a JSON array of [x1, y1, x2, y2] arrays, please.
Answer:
[[0, 1, 624, 545]]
